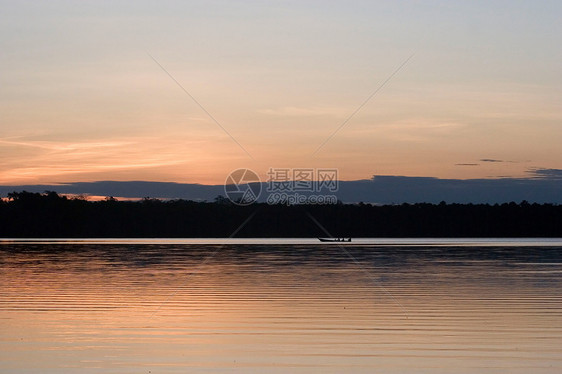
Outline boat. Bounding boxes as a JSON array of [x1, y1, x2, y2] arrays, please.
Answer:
[[318, 237, 351, 242]]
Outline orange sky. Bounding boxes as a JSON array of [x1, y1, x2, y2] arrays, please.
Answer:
[[1, 1, 561, 185]]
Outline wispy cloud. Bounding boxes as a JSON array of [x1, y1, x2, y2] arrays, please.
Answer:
[[347, 120, 467, 144], [528, 168, 562, 180], [352, 120, 467, 134], [0, 138, 134, 152], [0, 159, 185, 183], [480, 158, 505, 163], [480, 159, 529, 164], [0, 136, 189, 184], [258, 106, 347, 117], [0, 132, 250, 185], [187, 116, 211, 122]]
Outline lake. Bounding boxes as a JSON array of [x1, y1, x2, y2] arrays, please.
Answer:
[[1, 239, 561, 373]]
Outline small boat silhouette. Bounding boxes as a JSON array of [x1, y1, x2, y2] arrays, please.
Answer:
[[318, 237, 351, 242]]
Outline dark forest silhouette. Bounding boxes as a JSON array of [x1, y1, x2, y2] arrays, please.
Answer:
[[1, 191, 561, 237]]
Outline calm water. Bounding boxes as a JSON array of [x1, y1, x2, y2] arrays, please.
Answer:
[[1, 240, 561, 373]]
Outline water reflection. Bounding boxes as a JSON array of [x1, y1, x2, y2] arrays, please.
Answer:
[[1, 243, 561, 373]]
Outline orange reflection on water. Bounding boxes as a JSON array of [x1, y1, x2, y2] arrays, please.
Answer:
[[1, 244, 562, 373]]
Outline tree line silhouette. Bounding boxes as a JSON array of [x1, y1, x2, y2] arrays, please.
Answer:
[[1, 191, 561, 237]]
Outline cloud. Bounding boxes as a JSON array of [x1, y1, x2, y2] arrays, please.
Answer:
[[258, 106, 346, 117], [187, 117, 210, 122], [0, 131, 250, 185], [0, 135, 197, 184], [0, 159, 186, 183], [480, 158, 504, 163], [3, 174, 562, 204], [480, 158, 528, 164], [0, 138, 134, 152], [528, 168, 562, 180]]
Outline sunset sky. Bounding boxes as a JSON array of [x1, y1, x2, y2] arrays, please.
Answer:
[[1, 1, 561, 185]]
